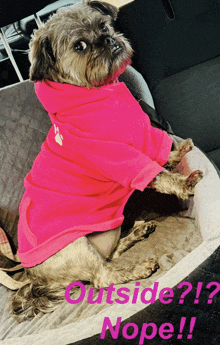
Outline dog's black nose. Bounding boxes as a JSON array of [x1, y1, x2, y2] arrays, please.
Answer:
[[104, 36, 115, 46]]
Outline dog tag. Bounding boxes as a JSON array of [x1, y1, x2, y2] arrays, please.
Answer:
[[102, 0, 135, 8]]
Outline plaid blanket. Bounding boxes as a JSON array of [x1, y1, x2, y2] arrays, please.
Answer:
[[0, 227, 25, 290]]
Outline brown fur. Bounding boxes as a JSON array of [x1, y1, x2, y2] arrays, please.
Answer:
[[28, 0, 133, 87], [11, 1, 203, 321], [151, 139, 203, 199], [11, 228, 159, 321]]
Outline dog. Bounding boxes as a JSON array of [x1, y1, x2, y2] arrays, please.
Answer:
[[11, 0, 203, 321]]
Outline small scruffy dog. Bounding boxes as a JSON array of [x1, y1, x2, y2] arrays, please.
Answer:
[[11, 0, 203, 321]]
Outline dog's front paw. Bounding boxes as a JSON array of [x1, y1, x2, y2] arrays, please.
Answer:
[[185, 169, 203, 189], [166, 138, 194, 170], [178, 138, 194, 156], [182, 170, 203, 199]]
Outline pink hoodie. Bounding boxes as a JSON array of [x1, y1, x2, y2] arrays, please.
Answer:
[[17, 80, 172, 267]]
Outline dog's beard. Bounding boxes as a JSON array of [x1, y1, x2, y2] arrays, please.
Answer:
[[91, 57, 132, 87], [82, 39, 133, 87]]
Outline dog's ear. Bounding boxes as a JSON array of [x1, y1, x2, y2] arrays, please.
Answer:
[[29, 31, 56, 82], [88, 0, 118, 21]]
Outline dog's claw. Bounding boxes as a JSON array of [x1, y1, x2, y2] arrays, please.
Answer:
[[146, 258, 159, 271], [178, 138, 194, 155], [185, 170, 203, 189], [165, 138, 194, 170], [182, 169, 203, 199], [133, 221, 157, 238], [132, 258, 159, 279], [144, 221, 157, 236]]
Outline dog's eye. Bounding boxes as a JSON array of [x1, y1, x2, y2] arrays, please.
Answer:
[[100, 23, 108, 32], [74, 41, 87, 52]]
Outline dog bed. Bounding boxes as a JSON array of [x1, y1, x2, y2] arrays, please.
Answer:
[[0, 70, 219, 344]]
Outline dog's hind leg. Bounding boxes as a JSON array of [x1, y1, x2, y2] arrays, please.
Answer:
[[11, 235, 158, 320], [86, 229, 159, 288], [93, 256, 159, 288], [110, 221, 157, 259], [71, 235, 158, 288]]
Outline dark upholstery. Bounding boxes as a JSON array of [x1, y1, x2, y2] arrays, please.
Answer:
[[0, 1, 52, 27], [116, 0, 220, 169], [0, 81, 50, 251], [152, 57, 220, 167], [116, 0, 220, 89]]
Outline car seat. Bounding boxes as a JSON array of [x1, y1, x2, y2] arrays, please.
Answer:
[[0, 2, 220, 343], [116, 0, 220, 170]]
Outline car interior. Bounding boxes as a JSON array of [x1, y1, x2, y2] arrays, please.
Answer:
[[0, 1, 220, 344]]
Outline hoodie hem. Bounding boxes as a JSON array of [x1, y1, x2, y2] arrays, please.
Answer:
[[18, 217, 124, 267]]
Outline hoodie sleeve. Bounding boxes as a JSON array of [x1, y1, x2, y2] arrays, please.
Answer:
[[69, 135, 172, 191], [46, 114, 173, 192]]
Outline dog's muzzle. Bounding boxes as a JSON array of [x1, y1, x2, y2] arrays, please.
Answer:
[[103, 36, 122, 55]]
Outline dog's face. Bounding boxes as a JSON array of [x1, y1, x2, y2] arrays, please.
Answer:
[[29, 0, 133, 87]]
